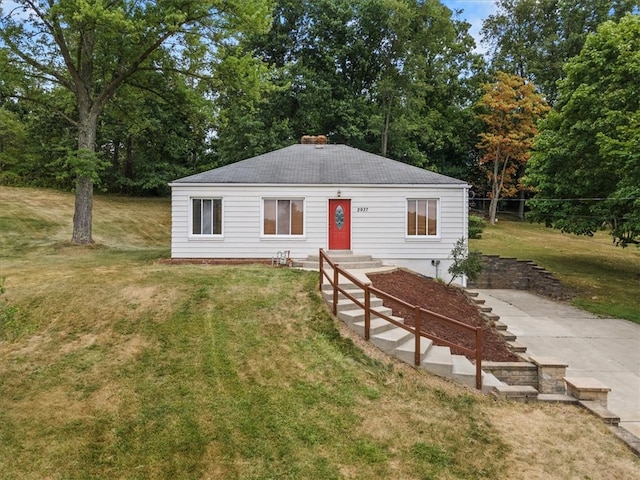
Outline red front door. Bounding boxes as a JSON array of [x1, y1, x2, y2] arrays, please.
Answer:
[[328, 199, 351, 250]]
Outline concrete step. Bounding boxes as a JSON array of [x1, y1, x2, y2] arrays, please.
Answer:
[[449, 355, 479, 389], [321, 287, 364, 303], [309, 253, 374, 263], [481, 373, 507, 393], [304, 260, 383, 269], [337, 306, 393, 326], [498, 330, 517, 342], [493, 321, 508, 331], [507, 340, 527, 353], [335, 297, 383, 312], [491, 385, 539, 403], [394, 337, 433, 365], [578, 401, 620, 426], [422, 345, 453, 377], [371, 327, 413, 353], [482, 312, 500, 322], [305, 252, 384, 271], [537, 394, 577, 404], [321, 283, 357, 294], [352, 317, 397, 336]]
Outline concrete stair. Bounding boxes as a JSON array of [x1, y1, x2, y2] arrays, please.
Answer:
[[395, 337, 432, 365], [300, 251, 383, 270], [323, 282, 505, 392], [422, 345, 454, 377], [352, 317, 396, 336], [337, 306, 395, 327], [371, 327, 413, 352]]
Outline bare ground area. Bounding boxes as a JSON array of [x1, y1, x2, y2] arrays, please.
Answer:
[[367, 269, 521, 362]]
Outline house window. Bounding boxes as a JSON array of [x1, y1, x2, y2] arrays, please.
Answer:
[[192, 198, 222, 235], [407, 199, 438, 236], [263, 199, 304, 236]]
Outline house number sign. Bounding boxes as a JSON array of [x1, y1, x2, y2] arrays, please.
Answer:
[[334, 205, 345, 230]]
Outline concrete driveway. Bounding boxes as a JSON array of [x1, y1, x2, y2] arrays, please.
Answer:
[[475, 289, 640, 438]]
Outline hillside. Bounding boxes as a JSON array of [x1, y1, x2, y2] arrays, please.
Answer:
[[1, 186, 638, 479]]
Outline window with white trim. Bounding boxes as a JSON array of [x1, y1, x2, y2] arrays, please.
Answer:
[[407, 199, 438, 236], [263, 199, 304, 236], [191, 198, 222, 235]]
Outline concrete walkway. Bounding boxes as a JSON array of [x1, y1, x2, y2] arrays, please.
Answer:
[[475, 289, 640, 438]]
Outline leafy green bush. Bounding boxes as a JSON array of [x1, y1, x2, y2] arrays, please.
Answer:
[[468, 215, 486, 239], [448, 238, 483, 286]]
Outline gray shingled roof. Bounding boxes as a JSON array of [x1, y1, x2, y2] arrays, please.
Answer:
[[172, 144, 466, 185]]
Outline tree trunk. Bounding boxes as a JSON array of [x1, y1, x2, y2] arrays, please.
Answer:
[[72, 174, 93, 244], [489, 197, 499, 225], [381, 95, 392, 157], [71, 110, 98, 244], [518, 188, 525, 220], [489, 149, 509, 226], [489, 152, 500, 225]]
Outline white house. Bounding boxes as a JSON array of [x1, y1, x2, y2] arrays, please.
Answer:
[[169, 137, 470, 283]]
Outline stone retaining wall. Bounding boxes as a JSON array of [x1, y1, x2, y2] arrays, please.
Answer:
[[468, 255, 573, 300], [483, 357, 569, 395], [483, 361, 538, 388]]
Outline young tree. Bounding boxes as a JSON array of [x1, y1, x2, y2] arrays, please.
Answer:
[[476, 72, 549, 225], [447, 238, 483, 287], [527, 14, 640, 247], [0, 0, 270, 244]]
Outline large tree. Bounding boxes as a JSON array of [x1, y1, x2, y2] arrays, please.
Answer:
[[526, 14, 640, 247], [0, 0, 270, 244], [215, 0, 483, 175], [476, 72, 549, 225], [481, 0, 638, 104], [98, 64, 215, 196]]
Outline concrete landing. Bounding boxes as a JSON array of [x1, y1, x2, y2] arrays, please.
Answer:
[[474, 289, 640, 439]]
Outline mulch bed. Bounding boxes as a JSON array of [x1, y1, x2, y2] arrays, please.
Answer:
[[366, 270, 521, 362]]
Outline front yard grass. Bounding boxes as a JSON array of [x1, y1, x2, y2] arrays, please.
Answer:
[[470, 218, 640, 323], [1, 186, 638, 479]]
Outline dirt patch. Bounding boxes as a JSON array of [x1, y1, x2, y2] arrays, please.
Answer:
[[367, 270, 521, 362]]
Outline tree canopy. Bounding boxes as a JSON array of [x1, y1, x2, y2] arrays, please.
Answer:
[[0, 0, 271, 243], [1, 1, 639, 250], [526, 14, 640, 247], [481, 0, 639, 104], [214, 0, 485, 176]]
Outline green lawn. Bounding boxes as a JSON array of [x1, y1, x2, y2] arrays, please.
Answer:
[[1, 187, 638, 479], [470, 218, 640, 323]]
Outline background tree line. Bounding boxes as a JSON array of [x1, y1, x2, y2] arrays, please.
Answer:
[[1, 0, 638, 245]]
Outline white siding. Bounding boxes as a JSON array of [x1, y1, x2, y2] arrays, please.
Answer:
[[171, 183, 467, 282]]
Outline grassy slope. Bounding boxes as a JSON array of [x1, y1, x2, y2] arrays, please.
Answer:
[[1, 187, 638, 479], [470, 217, 640, 322]]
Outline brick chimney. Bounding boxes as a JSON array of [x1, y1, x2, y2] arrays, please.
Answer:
[[301, 135, 327, 145]]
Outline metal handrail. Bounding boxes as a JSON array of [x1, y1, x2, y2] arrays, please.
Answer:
[[319, 248, 483, 390]]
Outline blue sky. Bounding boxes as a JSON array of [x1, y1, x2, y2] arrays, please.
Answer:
[[440, 0, 498, 53], [1, 0, 498, 53]]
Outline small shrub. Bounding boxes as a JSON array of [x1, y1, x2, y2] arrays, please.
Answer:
[[447, 238, 483, 286], [468, 215, 486, 239]]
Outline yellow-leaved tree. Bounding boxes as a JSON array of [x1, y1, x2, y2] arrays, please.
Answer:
[[476, 72, 549, 225]]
